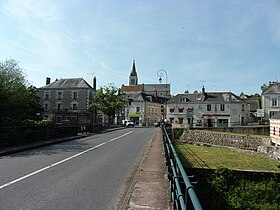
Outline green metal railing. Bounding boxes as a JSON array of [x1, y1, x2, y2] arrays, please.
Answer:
[[162, 127, 203, 210]]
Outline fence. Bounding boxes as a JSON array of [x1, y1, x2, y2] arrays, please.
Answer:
[[162, 126, 203, 210], [0, 124, 115, 148]]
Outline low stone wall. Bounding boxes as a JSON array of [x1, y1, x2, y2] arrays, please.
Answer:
[[192, 126, 269, 136], [180, 130, 271, 151], [257, 146, 280, 161]]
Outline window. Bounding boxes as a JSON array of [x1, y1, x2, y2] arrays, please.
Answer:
[[45, 92, 50, 100], [178, 118, 184, 124], [72, 104, 78, 110], [169, 118, 174, 123], [44, 104, 48, 111], [178, 107, 184, 113], [207, 104, 211, 111], [273, 127, 276, 135], [220, 104, 225, 111], [57, 103, 61, 111], [270, 111, 277, 118], [242, 104, 245, 111], [170, 108, 175, 113], [73, 92, 78, 100], [272, 98, 278, 107], [57, 92, 62, 100], [136, 107, 140, 113]]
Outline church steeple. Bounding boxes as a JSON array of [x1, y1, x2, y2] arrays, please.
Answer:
[[129, 60, 138, 86]]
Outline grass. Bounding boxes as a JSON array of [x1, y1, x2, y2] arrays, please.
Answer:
[[175, 141, 280, 172]]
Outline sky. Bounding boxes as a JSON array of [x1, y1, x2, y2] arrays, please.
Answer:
[[1, 0, 280, 96]]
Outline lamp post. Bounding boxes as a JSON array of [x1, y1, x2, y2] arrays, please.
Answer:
[[157, 69, 168, 122]]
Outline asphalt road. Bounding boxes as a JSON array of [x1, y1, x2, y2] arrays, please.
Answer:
[[0, 127, 155, 210]]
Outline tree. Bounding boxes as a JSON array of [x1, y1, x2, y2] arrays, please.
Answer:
[[89, 83, 127, 124], [0, 59, 42, 126]]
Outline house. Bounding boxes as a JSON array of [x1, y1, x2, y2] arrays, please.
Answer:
[[262, 82, 280, 120], [123, 92, 164, 126], [38, 77, 96, 124], [270, 111, 280, 146], [240, 93, 261, 120], [167, 87, 249, 127]]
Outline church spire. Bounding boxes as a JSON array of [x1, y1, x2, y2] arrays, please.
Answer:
[[129, 60, 138, 85]]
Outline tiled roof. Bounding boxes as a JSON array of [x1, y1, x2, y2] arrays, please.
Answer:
[[121, 85, 144, 92], [39, 78, 92, 89]]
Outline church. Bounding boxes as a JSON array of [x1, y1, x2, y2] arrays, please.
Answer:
[[120, 60, 171, 126], [121, 60, 171, 97]]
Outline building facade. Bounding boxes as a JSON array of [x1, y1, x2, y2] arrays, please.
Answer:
[[38, 77, 96, 124], [270, 111, 280, 146], [262, 82, 280, 120], [167, 87, 249, 127], [123, 92, 163, 126]]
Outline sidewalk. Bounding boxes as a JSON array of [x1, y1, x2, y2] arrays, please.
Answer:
[[126, 128, 171, 210]]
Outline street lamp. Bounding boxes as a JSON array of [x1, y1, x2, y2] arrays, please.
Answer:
[[157, 69, 168, 122]]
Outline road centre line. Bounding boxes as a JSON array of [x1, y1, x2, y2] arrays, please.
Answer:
[[0, 131, 133, 190]]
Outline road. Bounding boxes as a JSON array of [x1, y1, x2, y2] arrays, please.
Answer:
[[0, 127, 155, 210]]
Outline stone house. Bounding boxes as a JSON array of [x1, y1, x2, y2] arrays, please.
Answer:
[[262, 82, 280, 120], [167, 87, 249, 127], [270, 111, 280, 146], [38, 77, 97, 124], [123, 92, 164, 126]]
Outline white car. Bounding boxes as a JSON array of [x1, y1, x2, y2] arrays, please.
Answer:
[[126, 121, 135, 127]]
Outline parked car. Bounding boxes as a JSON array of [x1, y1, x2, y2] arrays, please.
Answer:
[[154, 121, 161, 127], [126, 121, 135, 127]]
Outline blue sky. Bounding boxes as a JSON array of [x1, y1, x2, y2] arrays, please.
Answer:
[[1, 0, 280, 95]]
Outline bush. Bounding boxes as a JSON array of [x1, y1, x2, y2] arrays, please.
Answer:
[[210, 168, 280, 210]]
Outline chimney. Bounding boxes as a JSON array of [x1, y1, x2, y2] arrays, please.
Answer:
[[46, 77, 51, 85], [202, 86, 206, 96], [153, 88, 158, 97], [93, 76, 97, 91]]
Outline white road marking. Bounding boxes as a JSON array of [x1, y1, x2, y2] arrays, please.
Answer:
[[0, 131, 133, 190]]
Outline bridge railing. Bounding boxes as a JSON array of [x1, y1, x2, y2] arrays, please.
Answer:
[[162, 126, 203, 210]]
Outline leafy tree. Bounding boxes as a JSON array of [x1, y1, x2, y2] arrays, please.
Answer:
[[0, 59, 42, 126], [89, 83, 127, 124]]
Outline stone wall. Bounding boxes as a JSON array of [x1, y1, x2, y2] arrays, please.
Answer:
[[180, 130, 280, 160], [257, 146, 280, 161], [180, 130, 271, 151]]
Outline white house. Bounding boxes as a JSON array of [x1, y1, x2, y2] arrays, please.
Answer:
[[167, 87, 249, 127]]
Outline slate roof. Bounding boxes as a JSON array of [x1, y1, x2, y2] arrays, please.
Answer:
[[124, 92, 164, 104], [168, 92, 241, 103], [130, 60, 137, 76], [263, 83, 280, 94], [39, 78, 92, 89]]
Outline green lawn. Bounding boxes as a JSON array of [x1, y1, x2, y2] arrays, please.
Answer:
[[175, 141, 280, 172]]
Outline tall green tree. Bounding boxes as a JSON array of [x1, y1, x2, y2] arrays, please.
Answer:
[[89, 83, 127, 124], [0, 59, 42, 126]]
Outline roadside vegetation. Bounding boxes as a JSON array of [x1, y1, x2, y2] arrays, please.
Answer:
[[175, 141, 280, 172], [174, 141, 280, 209]]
